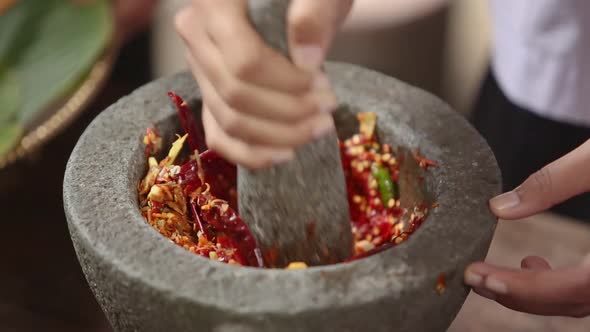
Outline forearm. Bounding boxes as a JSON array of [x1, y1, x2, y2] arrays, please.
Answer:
[[342, 0, 449, 31]]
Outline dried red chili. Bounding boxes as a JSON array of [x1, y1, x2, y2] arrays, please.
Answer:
[[436, 273, 446, 295], [413, 150, 438, 170], [143, 127, 162, 157], [167, 92, 206, 153]]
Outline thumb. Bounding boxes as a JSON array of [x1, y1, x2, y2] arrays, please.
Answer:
[[287, 0, 353, 71], [490, 139, 590, 220]]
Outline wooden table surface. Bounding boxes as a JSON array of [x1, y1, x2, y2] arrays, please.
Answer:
[[448, 213, 590, 331]]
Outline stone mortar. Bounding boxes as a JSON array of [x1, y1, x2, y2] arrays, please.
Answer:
[[63, 64, 501, 332]]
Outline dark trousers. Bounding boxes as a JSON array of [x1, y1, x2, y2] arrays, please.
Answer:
[[470, 71, 590, 222]]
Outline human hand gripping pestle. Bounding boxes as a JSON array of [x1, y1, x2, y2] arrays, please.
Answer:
[[237, 0, 353, 268]]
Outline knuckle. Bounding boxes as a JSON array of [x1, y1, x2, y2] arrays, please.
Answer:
[[528, 167, 554, 197], [243, 146, 273, 170], [204, 132, 219, 152], [205, 137, 217, 151], [174, 8, 192, 37], [246, 155, 272, 170], [203, 125, 218, 148], [285, 125, 311, 148], [246, 159, 268, 170], [301, 97, 320, 117], [229, 44, 264, 80], [231, 147, 265, 170], [218, 80, 245, 108], [289, 4, 319, 28], [217, 111, 241, 136], [289, 10, 323, 42], [296, 121, 314, 139]]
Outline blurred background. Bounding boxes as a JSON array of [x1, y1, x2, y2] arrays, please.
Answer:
[[1, 0, 589, 331]]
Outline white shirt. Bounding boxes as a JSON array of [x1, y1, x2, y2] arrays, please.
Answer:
[[489, 0, 590, 126]]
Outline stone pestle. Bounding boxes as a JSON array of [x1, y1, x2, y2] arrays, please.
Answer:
[[237, 0, 353, 267]]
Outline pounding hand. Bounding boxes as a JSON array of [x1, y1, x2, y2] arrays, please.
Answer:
[[174, 0, 353, 169], [465, 139, 590, 317]]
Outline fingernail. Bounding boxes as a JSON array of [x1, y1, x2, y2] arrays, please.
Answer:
[[292, 45, 324, 71], [485, 277, 508, 294], [490, 191, 520, 211], [464, 271, 483, 287], [474, 288, 497, 300], [271, 150, 295, 164], [313, 118, 335, 139]]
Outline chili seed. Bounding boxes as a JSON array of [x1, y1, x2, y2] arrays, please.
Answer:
[[387, 198, 395, 208], [355, 240, 375, 253], [372, 226, 380, 236], [369, 179, 378, 189], [286, 262, 308, 270]]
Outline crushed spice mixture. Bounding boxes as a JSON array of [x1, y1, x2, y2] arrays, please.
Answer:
[[138, 92, 436, 268]]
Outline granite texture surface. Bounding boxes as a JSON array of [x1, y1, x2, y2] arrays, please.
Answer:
[[64, 60, 500, 331]]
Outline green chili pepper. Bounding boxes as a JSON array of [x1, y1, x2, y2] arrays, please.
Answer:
[[371, 163, 396, 204]]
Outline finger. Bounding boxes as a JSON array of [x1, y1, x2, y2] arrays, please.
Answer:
[[489, 139, 590, 219], [287, 0, 353, 70], [521, 256, 552, 270], [176, 8, 336, 123], [200, 0, 313, 93], [465, 262, 590, 317], [186, 53, 336, 148], [472, 285, 588, 317], [202, 106, 294, 170]]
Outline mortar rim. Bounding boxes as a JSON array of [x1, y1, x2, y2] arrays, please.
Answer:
[[63, 62, 501, 317]]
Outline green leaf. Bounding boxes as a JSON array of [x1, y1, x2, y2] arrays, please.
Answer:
[[0, 1, 50, 64], [16, 0, 112, 122], [0, 0, 112, 158], [0, 122, 22, 156], [0, 55, 22, 158], [0, 66, 20, 124]]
